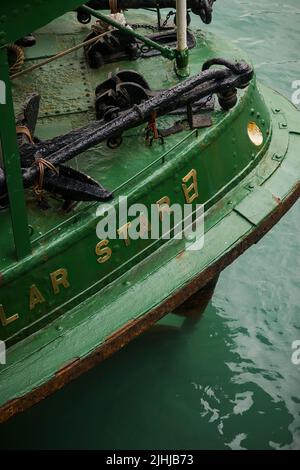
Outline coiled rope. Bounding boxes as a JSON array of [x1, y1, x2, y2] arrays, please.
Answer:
[[7, 44, 24, 75], [33, 156, 59, 202]]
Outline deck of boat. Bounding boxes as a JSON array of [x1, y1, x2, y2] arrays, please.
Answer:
[[0, 11, 245, 271]]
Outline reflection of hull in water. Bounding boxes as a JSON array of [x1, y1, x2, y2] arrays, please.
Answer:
[[0, 5, 299, 423]]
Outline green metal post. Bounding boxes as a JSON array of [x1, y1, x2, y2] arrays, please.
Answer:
[[81, 5, 176, 61], [0, 47, 31, 260], [174, 49, 190, 78], [174, 0, 190, 78]]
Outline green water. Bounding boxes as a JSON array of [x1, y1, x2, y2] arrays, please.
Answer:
[[1, 0, 300, 450]]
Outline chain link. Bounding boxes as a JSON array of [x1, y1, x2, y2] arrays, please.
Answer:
[[131, 23, 160, 31], [131, 9, 177, 32], [162, 10, 175, 28], [127, 8, 187, 55]]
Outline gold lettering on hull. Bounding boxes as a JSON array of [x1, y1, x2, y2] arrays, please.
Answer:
[[182, 169, 198, 203], [1, 167, 199, 328], [29, 284, 45, 310], [96, 240, 112, 264], [50, 269, 70, 295], [118, 222, 131, 246], [0, 304, 19, 326]]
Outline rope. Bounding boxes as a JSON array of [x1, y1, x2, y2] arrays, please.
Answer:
[[33, 156, 59, 201], [7, 44, 24, 76], [16, 125, 34, 144]]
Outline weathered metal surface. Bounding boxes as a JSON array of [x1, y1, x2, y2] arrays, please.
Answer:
[[0, 60, 253, 200], [17, 61, 252, 191], [0, 81, 299, 422], [0, 3, 299, 424]]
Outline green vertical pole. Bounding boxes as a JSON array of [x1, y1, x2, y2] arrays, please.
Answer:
[[0, 47, 31, 259]]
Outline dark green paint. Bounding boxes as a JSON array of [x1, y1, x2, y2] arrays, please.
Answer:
[[0, 1, 84, 45]]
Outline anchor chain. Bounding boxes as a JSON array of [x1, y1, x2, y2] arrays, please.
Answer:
[[162, 11, 175, 28]]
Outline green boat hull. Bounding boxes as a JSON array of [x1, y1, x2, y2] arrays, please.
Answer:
[[0, 8, 299, 421]]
